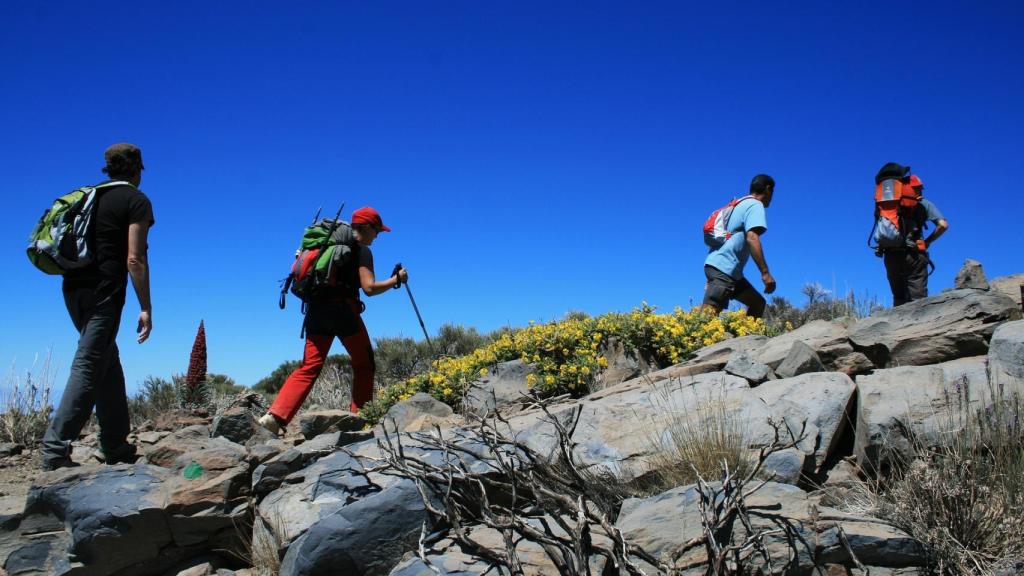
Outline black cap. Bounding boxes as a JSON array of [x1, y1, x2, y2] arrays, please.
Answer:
[[875, 162, 909, 184]]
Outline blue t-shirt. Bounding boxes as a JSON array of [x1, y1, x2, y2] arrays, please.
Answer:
[[705, 198, 767, 279]]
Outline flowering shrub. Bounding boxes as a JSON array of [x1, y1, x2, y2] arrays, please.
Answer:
[[359, 304, 766, 424]]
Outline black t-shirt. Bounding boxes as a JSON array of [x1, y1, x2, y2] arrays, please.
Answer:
[[65, 181, 155, 299]]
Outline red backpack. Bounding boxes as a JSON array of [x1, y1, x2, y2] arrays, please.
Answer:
[[871, 178, 921, 250], [703, 196, 755, 248]]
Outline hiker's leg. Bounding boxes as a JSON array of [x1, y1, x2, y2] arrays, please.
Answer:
[[269, 333, 333, 425], [883, 250, 910, 306], [340, 301, 375, 412], [42, 286, 121, 465], [906, 251, 929, 302], [701, 265, 734, 314], [733, 278, 767, 319], [94, 343, 131, 453]]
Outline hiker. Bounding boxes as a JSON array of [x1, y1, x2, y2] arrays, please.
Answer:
[[258, 207, 408, 435], [40, 143, 154, 471], [872, 163, 948, 306], [701, 174, 776, 318]]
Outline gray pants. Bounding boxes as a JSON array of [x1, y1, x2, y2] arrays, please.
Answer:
[[883, 249, 929, 307], [702, 265, 766, 318], [41, 283, 130, 465]]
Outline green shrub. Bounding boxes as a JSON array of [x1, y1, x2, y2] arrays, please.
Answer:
[[0, 351, 55, 447]]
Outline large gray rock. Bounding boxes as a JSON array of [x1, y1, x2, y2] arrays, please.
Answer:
[[298, 410, 366, 440], [1, 464, 247, 576], [211, 406, 259, 445], [748, 372, 857, 473], [849, 289, 1021, 367], [616, 481, 926, 573], [756, 319, 855, 369], [854, 356, 992, 473], [279, 478, 430, 576], [723, 349, 773, 384], [954, 259, 990, 290], [593, 336, 656, 390], [990, 273, 1024, 310], [774, 340, 826, 378], [989, 320, 1024, 390], [463, 359, 535, 415], [378, 393, 454, 435]]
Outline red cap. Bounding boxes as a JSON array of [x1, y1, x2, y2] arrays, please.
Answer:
[[351, 206, 391, 232], [906, 174, 924, 189]]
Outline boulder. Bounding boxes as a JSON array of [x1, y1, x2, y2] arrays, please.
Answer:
[[954, 259, 990, 290], [298, 410, 366, 440], [723, 349, 773, 384], [990, 273, 1024, 310], [756, 319, 854, 369], [463, 359, 535, 415], [616, 481, 926, 573], [988, 320, 1024, 390], [0, 444, 23, 458], [593, 336, 656, 390], [671, 334, 769, 377], [849, 289, 1021, 367], [211, 406, 259, 445], [853, 356, 992, 473], [775, 341, 826, 378], [832, 351, 876, 376], [1, 464, 247, 575], [378, 393, 453, 435], [748, 372, 857, 473], [279, 478, 431, 576]]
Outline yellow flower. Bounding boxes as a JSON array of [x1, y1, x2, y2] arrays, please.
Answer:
[[598, 356, 608, 368], [479, 367, 488, 377]]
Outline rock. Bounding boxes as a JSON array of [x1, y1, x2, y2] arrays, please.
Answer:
[[954, 259, 990, 290], [463, 359, 535, 415], [989, 320, 1024, 390], [749, 372, 857, 473], [616, 481, 926, 573], [298, 410, 366, 440], [153, 411, 212, 431], [849, 289, 1021, 367], [990, 273, 1024, 310], [854, 356, 992, 473], [724, 349, 773, 384], [822, 458, 862, 488], [211, 406, 258, 445], [278, 478, 433, 576], [775, 341, 827, 378], [757, 319, 854, 369], [675, 335, 769, 374], [378, 393, 453, 435], [593, 336, 656, 390], [832, 351, 876, 376], [1, 464, 246, 575], [0, 444, 23, 458]]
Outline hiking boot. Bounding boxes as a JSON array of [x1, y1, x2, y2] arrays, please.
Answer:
[[41, 456, 80, 472], [258, 413, 283, 436], [98, 443, 139, 465]]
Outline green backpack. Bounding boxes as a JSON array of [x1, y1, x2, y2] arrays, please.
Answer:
[[278, 216, 357, 309], [27, 181, 132, 275]]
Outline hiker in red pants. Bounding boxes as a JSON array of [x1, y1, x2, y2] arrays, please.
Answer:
[[259, 207, 408, 434]]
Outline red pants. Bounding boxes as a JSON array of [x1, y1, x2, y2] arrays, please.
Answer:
[[269, 300, 375, 423]]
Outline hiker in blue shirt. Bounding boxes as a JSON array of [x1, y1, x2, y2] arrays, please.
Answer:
[[702, 174, 776, 318]]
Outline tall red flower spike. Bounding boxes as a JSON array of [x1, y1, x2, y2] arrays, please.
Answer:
[[186, 320, 207, 387]]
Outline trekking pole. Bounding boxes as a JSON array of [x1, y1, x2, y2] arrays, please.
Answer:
[[392, 263, 432, 348]]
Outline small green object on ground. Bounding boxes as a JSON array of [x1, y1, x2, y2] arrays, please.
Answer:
[[183, 462, 204, 480]]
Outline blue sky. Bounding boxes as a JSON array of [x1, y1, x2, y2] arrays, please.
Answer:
[[2, 1, 1022, 394]]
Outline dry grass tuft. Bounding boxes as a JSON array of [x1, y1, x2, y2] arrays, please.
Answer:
[[644, 381, 753, 492], [874, 375, 1024, 574], [0, 350, 55, 447]]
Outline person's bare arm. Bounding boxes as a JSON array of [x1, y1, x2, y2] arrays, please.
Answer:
[[127, 221, 152, 343], [746, 229, 776, 294], [359, 265, 409, 297], [925, 218, 949, 248]]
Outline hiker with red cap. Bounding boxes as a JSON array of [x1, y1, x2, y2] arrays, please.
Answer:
[[870, 163, 949, 306], [259, 206, 407, 435]]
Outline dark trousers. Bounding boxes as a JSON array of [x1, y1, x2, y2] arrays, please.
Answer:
[[701, 265, 766, 318], [41, 283, 130, 464], [883, 249, 929, 307]]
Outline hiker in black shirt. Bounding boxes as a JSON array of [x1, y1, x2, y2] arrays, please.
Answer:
[[41, 143, 154, 471]]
